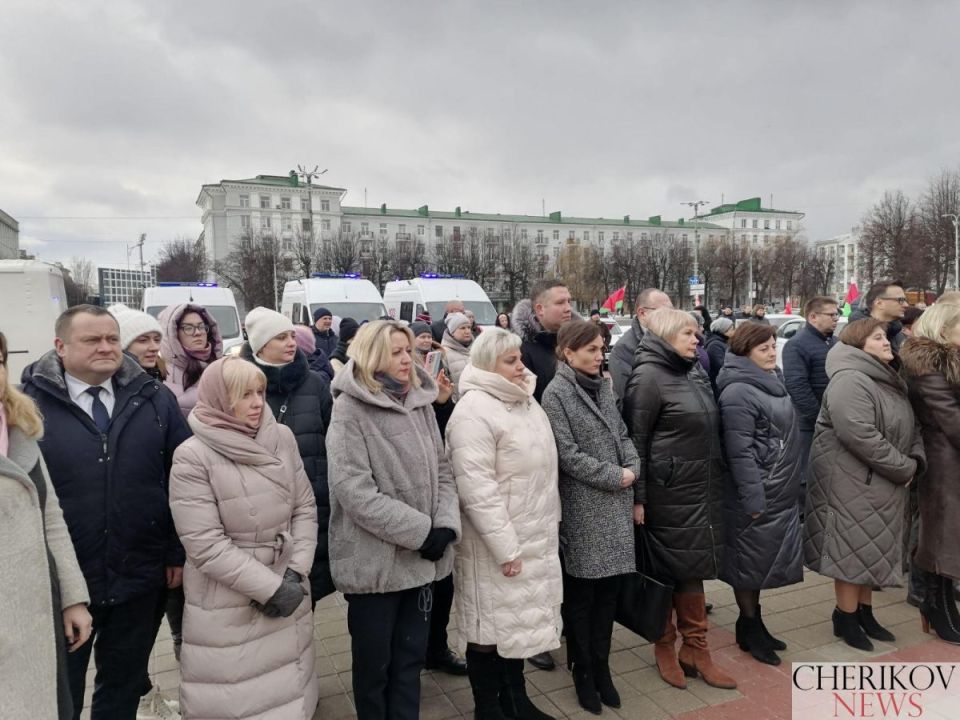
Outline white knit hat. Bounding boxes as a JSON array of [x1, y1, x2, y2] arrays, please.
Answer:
[[445, 312, 471, 334], [107, 304, 163, 350], [245, 306, 295, 356]]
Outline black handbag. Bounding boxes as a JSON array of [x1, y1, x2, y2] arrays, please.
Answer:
[[615, 525, 675, 642]]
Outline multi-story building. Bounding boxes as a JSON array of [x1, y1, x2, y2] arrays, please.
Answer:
[[98, 266, 157, 307], [197, 172, 729, 277], [698, 196, 805, 250], [813, 229, 859, 298], [0, 208, 19, 260]]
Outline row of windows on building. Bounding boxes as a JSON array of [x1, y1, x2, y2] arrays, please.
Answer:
[[238, 195, 332, 212], [739, 217, 794, 231]]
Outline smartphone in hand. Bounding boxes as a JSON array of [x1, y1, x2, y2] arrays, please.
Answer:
[[425, 350, 443, 377]]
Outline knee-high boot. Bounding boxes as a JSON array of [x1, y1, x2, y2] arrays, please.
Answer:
[[653, 611, 686, 689], [675, 592, 737, 689]]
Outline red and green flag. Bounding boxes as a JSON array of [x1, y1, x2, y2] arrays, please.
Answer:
[[842, 282, 859, 317], [601, 286, 626, 313]]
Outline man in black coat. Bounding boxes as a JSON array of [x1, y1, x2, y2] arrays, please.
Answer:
[[243, 307, 335, 603], [21, 305, 190, 720], [312, 306, 339, 358], [608, 288, 673, 402], [513, 280, 573, 404], [849, 279, 909, 356], [782, 296, 839, 509]]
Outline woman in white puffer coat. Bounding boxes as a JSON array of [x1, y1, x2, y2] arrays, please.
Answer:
[[446, 328, 562, 720]]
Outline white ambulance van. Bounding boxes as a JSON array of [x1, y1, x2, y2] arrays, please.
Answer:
[[383, 275, 497, 327], [142, 282, 244, 353], [0, 260, 68, 380], [280, 274, 388, 326]]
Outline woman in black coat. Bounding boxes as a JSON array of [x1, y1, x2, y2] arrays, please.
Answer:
[[623, 309, 734, 692], [704, 317, 735, 394], [241, 308, 335, 604], [716, 323, 803, 666]]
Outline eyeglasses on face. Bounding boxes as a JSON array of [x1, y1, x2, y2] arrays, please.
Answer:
[[879, 296, 909, 305], [817, 312, 840, 319], [179, 323, 209, 335]]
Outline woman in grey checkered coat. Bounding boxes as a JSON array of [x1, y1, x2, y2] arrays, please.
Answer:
[[542, 319, 640, 714]]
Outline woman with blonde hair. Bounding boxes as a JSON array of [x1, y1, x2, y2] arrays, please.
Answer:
[[623, 308, 734, 691], [900, 303, 960, 643], [0, 331, 92, 719], [326, 320, 460, 719], [169, 356, 320, 719], [447, 327, 561, 720]]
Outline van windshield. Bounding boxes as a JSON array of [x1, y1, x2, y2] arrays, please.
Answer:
[[310, 303, 388, 323], [426, 301, 497, 325], [147, 305, 241, 339]]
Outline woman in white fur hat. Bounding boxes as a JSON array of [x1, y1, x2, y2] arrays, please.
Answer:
[[108, 304, 167, 381]]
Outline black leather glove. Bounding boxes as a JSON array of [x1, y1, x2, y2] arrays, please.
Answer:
[[419, 528, 456, 561], [252, 573, 306, 618], [282, 568, 303, 585]]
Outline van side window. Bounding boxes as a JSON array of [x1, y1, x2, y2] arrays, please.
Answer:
[[415, 304, 425, 320], [400, 302, 414, 322], [302, 306, 311, 325], [292, 303, 301, 323]]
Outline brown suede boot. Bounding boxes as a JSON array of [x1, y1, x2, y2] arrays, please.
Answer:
[[653, 611, 687, 689], [675, 592, 737, 689]]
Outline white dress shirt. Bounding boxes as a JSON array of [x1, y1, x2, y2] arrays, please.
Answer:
[[64, 372, 116, 421]]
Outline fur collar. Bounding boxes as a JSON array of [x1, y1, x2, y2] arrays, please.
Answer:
[[901, 336, 960, 386]]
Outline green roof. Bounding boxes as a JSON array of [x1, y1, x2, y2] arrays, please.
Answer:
[[705, 197, 802, 217], [341, 205, 723, 230], [219, 173, 346, 191]]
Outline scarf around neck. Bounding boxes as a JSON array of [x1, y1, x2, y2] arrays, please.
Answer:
[[0, 403, 8, 457], [572, 368, 603, 404], [375, 372, 411, 405], [192, 357, 261, 439]]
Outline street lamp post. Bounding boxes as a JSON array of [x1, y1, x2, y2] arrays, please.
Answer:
[[943, 213, 960, 292], [683, 200, 709, 307]]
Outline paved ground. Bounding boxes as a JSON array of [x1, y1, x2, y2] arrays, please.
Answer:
[[83, 570, 960, 719]]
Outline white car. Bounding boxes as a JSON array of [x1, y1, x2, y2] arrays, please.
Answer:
[[600, 318, 624, 367], [775, 316, 847, 368]]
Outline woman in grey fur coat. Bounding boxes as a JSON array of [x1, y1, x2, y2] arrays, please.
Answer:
[[542, 319, 640, 714]]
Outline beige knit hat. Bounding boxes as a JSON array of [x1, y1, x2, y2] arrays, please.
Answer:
[[244, 306, 295, 355], [107, 304, 163, 350]]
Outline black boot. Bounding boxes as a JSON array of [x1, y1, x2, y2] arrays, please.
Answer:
[[499, 657, 556, 720], [526, 651, 555, 671], [465, 649, 510, 720], [425, 647, 468, 675], [755, 605, 786, 651], [593, 661, 620, 709], [735, 615, 780, 665], [832, 607, 873, 651], [920, 572, 960, 644], [857, 603, 895, 642], [571, 664, 601, 715]]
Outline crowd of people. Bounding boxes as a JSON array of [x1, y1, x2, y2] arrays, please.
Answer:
[[3, 276, 960, 720]]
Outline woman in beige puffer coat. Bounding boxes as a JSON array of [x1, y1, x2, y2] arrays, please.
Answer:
[[446, 328, 562, 720], [170, 357, 319, 720]]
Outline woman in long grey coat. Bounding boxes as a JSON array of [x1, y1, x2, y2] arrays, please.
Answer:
[[717, 323, 803, 667], [803, 319, 925, 652], [326, 320, 461, 720], [542, 320, 639, 714]]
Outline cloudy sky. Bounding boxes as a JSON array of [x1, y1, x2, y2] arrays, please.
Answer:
[[2, 0, 959, 270]]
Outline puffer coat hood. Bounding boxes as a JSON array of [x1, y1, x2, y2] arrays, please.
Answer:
[[716, 352, 803, 589], [326, 362, 461, 594], [159, 303, 224, 416], [169, 410, 320, 719], [446, 363, 562, 658], [240, 344, 335, 601], [900, 336, 960, 579], [623, 332, 726, 581], [803, 342, 924, 586]]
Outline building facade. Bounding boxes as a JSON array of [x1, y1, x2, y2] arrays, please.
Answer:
[[98, 266, 157, 307], [0, 208, 19, 260], [699, 196, 805, 249], [812, 229, 859, 298]]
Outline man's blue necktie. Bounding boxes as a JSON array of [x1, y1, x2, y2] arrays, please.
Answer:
[[85, 386, 110, 433]]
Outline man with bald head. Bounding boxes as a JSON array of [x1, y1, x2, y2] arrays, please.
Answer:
[[609, 288, 674, 401], [431, 298, 466, 343]]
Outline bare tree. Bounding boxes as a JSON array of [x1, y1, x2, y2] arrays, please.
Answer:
[[363, 235, 394, 293], [213, 228, 285, 310], [499, 225, 537, 306], [859, 190, 921, 286], [919, 170, 960, 295], [327, 231, 361, 275], [155, 236, 208, 282], [291, 228, 318, 278], [68, 256, 95, 300]]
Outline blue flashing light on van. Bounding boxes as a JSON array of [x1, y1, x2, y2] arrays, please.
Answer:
[[419, 273, 465, 279], [158, 282, 219, 287], [310, 272, 362, 279]]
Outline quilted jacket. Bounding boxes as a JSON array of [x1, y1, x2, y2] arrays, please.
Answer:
[[622, 332, 726, 582], [446, 364, 562, 658], [900, 337, 960, 580], [802, 342, 924, 586], [716, 352, 803, 590]]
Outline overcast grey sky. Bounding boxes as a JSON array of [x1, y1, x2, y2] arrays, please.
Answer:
[[2, 0, 959, 270]]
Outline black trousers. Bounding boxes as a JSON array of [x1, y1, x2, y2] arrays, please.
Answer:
[[563, 573, 623, 673], [427, 573, 454, 657], [346, 585, 431, 720], [67, 589, 165, 720]]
